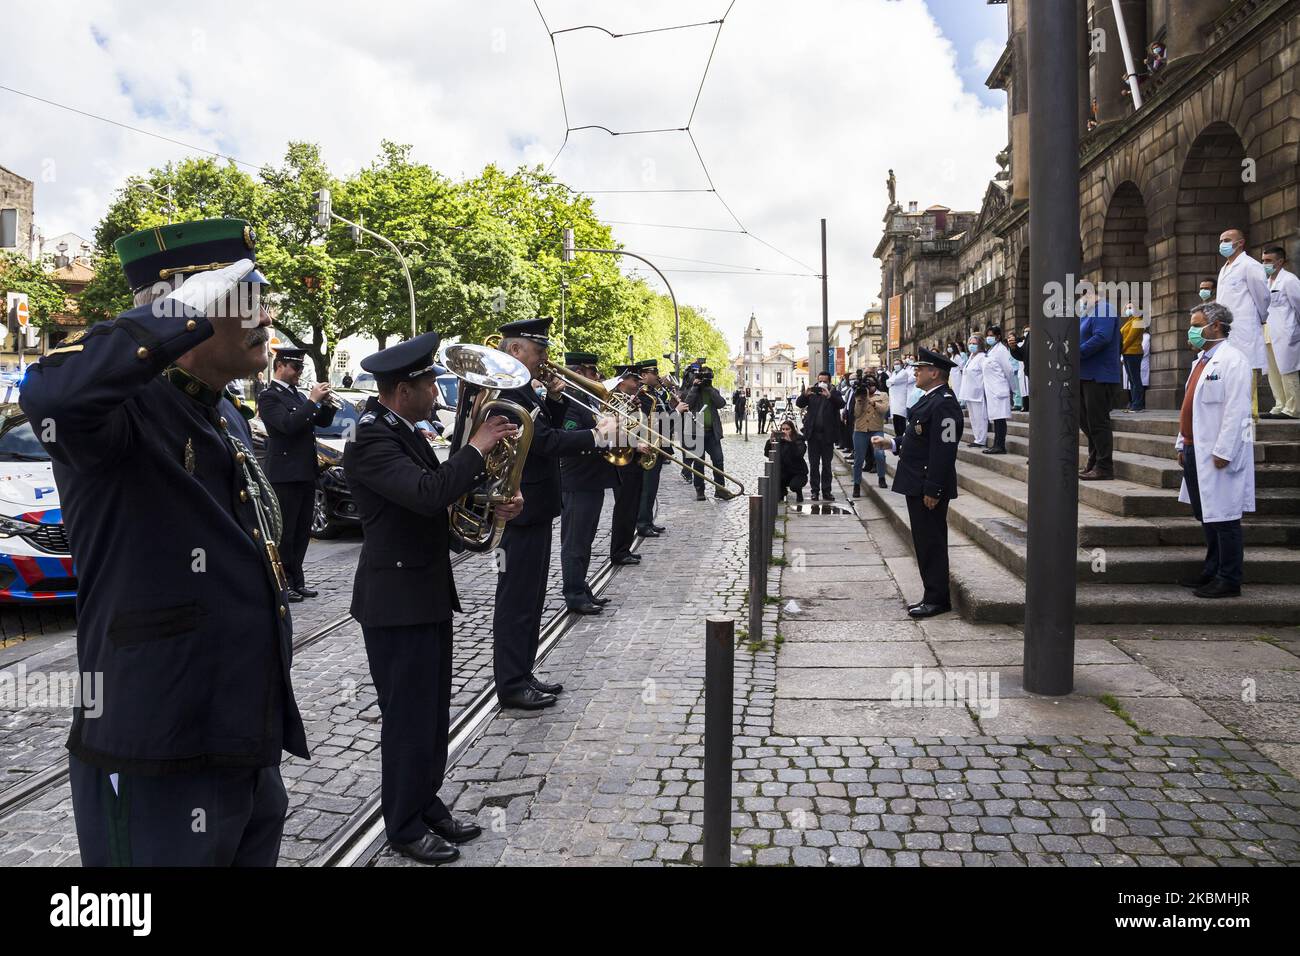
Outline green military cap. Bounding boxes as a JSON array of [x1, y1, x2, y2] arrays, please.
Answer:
[[113, 217, 267, 292]]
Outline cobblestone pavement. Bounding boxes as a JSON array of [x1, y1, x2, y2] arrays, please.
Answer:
[[0, 493, 618, 865], [408, 438, 1300, 867]]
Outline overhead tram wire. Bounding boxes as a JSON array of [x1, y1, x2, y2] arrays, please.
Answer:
[[533, 0, 820, 279]]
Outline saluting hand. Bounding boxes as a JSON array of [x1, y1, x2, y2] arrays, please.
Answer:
[[469, 414, 519, 456]]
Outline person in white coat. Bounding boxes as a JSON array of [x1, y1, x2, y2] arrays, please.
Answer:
[[887, 358, 915, 438], [958, 335, 988, 447], [947, 343, 965, 400], [981, 325, 1015, 454], [1175, 301, 1255, 599], [1261, 245, 1300, 419], [1216, 228, 1271, 415]]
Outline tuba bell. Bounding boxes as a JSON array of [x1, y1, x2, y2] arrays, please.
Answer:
[[440, 342, 534, 552]]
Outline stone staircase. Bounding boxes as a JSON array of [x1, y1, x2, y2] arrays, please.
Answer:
[[858, 409, 1300, 624]]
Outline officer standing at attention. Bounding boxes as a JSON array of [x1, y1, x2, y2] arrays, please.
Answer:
[[344, 332, 522, 864], [872, 348, 963, 618], [609, 365, 649, 566], [257, 345, 336, 601], [493, 318, 617, 709], [559, 351, 617, 615], [635, 358, 670, 539], [20, 218, 307, 865]]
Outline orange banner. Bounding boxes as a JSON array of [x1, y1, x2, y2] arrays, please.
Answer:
[[888, 294, 903, 350]]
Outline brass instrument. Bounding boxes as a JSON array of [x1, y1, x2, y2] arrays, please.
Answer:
[[539, 360, 746, 497], [440, 343, 535, 552]]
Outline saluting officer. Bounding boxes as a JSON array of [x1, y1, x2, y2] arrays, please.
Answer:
[[493, 318, 616, 710], [873, 347, 964, 618], [635, 358, 669, 538], [344, 332, 522, 864], [559, 351, 617, 614], [257, 345, 336, 601], [609, 365, 648, 566], [20, 218, 307, 866]]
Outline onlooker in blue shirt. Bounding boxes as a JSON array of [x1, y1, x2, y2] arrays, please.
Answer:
[[1078, 289, 1121, 480]]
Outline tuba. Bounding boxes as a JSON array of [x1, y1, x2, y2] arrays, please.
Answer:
[[440, 342, 534, 552]]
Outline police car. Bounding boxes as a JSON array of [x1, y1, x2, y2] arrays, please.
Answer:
[[0, 404, 76, 602]]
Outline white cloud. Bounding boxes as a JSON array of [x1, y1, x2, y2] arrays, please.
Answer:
[[7, 0, 1005, 362]]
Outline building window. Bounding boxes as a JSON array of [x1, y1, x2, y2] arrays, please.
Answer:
[[0, 209, 17, 248], [776, 372, 782, 384]]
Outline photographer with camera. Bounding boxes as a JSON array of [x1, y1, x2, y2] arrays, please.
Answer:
[[795, 370, 845, 501], [677, 365, 733, 501], [851, 369, 891, 496], [764, 419, 809, 503]]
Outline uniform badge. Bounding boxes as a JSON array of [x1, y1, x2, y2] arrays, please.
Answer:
[[183, 438, 196, 474], [914, 423, 923, 435], [564, 419, 577, 430]]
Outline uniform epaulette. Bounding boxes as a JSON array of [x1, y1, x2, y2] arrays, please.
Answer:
[[383, 411, 399, 426], [358, 412, 377, 426]]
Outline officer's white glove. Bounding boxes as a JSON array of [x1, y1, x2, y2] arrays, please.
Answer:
[[163, 258, 257, 318]]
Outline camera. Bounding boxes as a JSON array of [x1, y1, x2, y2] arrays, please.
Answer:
[[852, 370, 875, 395]]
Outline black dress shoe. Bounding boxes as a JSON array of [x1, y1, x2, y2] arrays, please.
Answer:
[[498, 686, 557, 710], [983, 447, 1007, 455], [392, 831, 459, 865], [651, 523, 666, 533], [588, 594, 611, 606], [1179, 573, 1214, 589], [853, 484, 861, 498], [567, 601, 603, 615], [296, 586, 319, 598], [529, 675, 563, 695], [1193, 578, 1241, 599], [612, 555, 641, 566], [715, 490, 736, 500], [907, 602, 952, 619], [636, 527, 660, 538], [695, 491, 707, 501], [823, 493, 835, 501], [810, 493, 820, 501], [878, 478, 887, 488], [286, 589, 305, 603], [427, 817, 482, 844]]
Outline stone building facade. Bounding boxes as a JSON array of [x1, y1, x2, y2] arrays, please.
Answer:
[[886, 0, 1299, 410], [734, 313, 800, 396], [0, 165, 35, 260]]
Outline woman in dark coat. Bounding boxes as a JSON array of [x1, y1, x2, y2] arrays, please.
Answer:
[[763, 419, 810, 502]]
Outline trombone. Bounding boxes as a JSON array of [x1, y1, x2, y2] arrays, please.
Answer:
[[539, 360, 747, 498]]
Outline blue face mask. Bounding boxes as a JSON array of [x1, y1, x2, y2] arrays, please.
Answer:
[[1219, 241, 1236, 258], [1264, 264, 1275, 277], [1199, 289, 1213, 301], [985, 336, 996, 346], [968, 343, 978, 354], [908, 386, 925, 406]]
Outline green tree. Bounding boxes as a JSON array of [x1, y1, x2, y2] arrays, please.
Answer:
[[0, 252, 67, 327]]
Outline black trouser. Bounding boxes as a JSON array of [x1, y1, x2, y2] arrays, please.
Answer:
[[611, 464, 643, 559], [991, 417, 1007, 450], [637, 456, 663, 531], [69, 756, 288, 866], [561, 489, 604, 606], [1079, 379, 1114, 473], [362, 620, 453, 844], [691, 428, 726, 494], [757, 411, 769, 432], [906, 494, 951, 607], [273, 480, 314, 589], [1182, 443, 1244, 588], [807, 436, 835, 497], [893, 414, 907, 437], [734, 409, 745, 434], [493, 520, 552, 698], [780, 473, 807, 497]]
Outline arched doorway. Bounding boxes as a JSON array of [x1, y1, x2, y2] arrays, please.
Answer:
[[1101, 181, 1152, 407], [1172, 122, 1249, 401]]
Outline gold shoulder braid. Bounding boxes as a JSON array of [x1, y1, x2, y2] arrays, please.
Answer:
[[229, 433, 288, 594]]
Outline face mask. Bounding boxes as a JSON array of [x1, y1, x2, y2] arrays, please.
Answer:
[[1123, 307, 1134, 317], [968, 343, 978, 354], [908, 386, 925, 406], [1264, 264, 1275, 276], [893, 364, 901, 371], [1218, 241, 1236, 258], [985, 336, 996, 346], [1187, 325, 1222, 350], [1198, 288, 1213, 301]]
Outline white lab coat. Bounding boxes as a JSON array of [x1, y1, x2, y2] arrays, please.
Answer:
[[1216, 253, 1271, 370], [887, 366, 914, 417], [1140, 332, 1151, 386], [957, 352, 986, 404], [949, 353, 964, 398], [982, 342, 1015, 420], [1266, 268, 1300, 374], [1175, 340, 1256, 523]]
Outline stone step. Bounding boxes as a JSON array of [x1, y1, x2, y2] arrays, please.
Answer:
[[1009, 408, 1300, 442], [1001, 417, 1300, 464], [953, 444, 1299, 517], [858, 466, 1300, 625]]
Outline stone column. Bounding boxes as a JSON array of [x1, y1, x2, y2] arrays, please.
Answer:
[[1166, 0, 1224, 69], [1093, 0, 1148, 126]]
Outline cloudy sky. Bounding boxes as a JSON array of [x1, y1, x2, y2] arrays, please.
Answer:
[[5, 0, 1008, 356]]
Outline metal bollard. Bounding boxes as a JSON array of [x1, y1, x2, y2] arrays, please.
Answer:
[[757, 474, 770, 570], [748, 494, 763, 643], [703, 616, 734, 867], [766, 452, 778, 540]]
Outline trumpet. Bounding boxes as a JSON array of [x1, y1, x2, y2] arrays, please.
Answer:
[[440, 343, 535, 552], [539, 361, 746, 497]]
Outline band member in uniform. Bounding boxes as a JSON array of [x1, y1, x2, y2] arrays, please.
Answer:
[[560, 351, 616, 614], [872, 348, 963, 618], [257, 346, 336, 601], [344, 332, 521, 864], [493, 318, 616, 709], [21, 218, 307, 865], [635, 358, 669, 538], [610, 365, 647, 565]]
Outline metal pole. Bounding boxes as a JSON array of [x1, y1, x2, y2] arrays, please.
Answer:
[[574, 247, 680, 379], [757, 474, 771, 579], [1110, 0, 1144, 109], [560, 278, 566, 342], [1024, 0, 1081, 695], [331, 211, 418, 338], [703, 616, 734, 867], [748, 496, 764, 644], [821, 219, 830, 380]]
